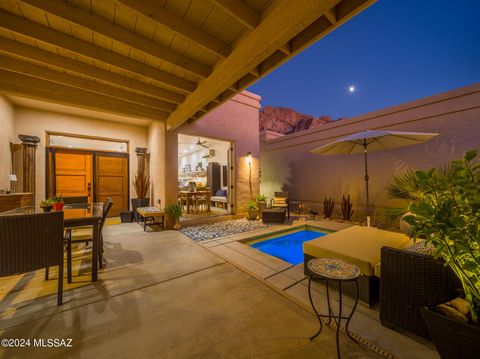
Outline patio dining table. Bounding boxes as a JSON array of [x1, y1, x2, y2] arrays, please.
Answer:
[[0, 203, 103, 282]]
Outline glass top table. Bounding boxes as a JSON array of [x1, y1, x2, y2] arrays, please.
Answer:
[[1, 203, 104, 282]]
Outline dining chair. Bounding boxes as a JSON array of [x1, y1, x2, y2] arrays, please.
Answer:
[[0, 211, 65, 305], [64, 198, 113, 283]]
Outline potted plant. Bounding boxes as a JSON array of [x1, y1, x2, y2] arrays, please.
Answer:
[[131, 170, 150, 222], [247, 200, 258, 220], [40, 198, 54, 212], [165, 203, 183, 230], [256, 194, 267, 218], [387, 150, 480, 358], [52, 195, 64, 211]]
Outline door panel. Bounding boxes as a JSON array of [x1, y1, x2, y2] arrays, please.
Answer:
[[54, 151, 93, 202], [95, 155, 128, 217]]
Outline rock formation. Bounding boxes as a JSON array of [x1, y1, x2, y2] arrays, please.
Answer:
[[259, 106, 333, 134]]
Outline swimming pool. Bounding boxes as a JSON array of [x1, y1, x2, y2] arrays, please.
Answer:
[[247, 228, 329, 265]]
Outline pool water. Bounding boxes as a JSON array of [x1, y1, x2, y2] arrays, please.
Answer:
[[248, 229, 328, 265]]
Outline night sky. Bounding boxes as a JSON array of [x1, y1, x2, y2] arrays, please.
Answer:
[[248, 0, 480, 119]]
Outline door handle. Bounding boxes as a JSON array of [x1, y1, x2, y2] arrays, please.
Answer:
[[87, 183, 92, 197]]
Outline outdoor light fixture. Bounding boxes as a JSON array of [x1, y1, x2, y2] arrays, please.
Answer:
[[246, 152, 252, 166]]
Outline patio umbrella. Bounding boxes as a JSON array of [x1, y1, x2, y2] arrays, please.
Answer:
[[310, 130, 438, 222]]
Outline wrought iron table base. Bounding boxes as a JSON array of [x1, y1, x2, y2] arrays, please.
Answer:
[[308, 275, 360, 359]]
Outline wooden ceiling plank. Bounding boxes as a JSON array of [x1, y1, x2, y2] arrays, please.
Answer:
[[0, 9, 197, 92], [0, 71, 167, 120], [0, 37, 184, 103], [0, 54, 176, 112], [18, 0, 212, 78], [210, 0, 260, 29], [118, 0, 231, 58], [167, 0, 342, 129]]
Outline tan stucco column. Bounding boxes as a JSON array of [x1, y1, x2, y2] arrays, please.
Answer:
[[19, 134, 40, 204], [147, 121, 166, 207], [164, 131, 178, 205]]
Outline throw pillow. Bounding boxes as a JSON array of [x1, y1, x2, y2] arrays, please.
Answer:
[[273, 197, 287, 205], [406, 240, 435, 256]]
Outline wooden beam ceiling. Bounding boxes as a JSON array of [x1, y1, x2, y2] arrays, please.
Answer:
[[0, 10, 196, 92], [0, 69, 169, 120], [0, 37, 184, 104], [117, 0, 231, 58], [0, 0, 376, 127]]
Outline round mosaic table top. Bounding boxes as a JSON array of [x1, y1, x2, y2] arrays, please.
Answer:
[[307, 258, 361, 280]]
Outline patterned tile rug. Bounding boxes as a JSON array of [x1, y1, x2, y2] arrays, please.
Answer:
[[180, 218, 271, 241]]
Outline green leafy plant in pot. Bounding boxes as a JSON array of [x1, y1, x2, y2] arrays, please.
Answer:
[[131, 170, 150, 222], [247, 200, 258, 220], [40, 198, 54, 212], [386, 150, 480, 358], [165, 203, 183, 230]]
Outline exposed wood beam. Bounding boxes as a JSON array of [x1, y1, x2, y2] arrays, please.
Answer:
[[0, 70, 168, 120], [0, 37, 184, 104], [211, 0, 260, 29], [118, 0, 231, 58], [19, 0, 211, 78], [167, 0, 340, 129], [324, 7, 337, 24], [0, 10, 196, 92], [0, 55, 176, 112]]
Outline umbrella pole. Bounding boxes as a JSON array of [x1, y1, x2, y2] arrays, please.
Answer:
[[363, 141, 370, 226]]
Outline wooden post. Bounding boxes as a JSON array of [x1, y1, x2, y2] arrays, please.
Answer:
[[19, 134, 40, 205], [135, 147, 148, 174]]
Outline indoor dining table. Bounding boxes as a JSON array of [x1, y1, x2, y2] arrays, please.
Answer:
[[1, 203, 103, 282]]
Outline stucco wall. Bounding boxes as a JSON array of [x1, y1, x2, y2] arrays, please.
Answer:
[[0, 96, 15, 190], [260, 83, 480, 222], [14, 108, 149, 203], [167, 90, 261, 213]]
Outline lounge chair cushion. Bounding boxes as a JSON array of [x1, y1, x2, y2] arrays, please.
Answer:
[[303, 225, 410, 276], [273, 197, 287, 205]]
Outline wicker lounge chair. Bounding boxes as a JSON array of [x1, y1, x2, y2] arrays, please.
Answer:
[[379, 246, 461, 340], [0, 211, 65, 305]]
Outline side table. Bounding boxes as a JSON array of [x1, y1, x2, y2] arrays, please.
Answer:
[[307, 257, 361, 359]]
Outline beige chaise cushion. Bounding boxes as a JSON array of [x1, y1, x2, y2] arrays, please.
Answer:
[[303, 225, 410, 276]]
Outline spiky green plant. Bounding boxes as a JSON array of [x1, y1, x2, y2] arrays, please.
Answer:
[[323, 197, 335, 218], [389, 150, 480, 322], [341, 195, 354, 220]]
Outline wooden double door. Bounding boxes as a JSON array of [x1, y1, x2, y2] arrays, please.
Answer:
[[47, 149, 128, 217]]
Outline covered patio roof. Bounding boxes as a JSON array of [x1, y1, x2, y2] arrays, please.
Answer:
[[0, 0, 375, 129]]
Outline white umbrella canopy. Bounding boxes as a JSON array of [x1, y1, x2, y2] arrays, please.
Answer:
[[310, 130, 438, 223], [311, 130, 438, 155]]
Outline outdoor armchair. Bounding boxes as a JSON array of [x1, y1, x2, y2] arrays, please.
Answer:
[[270, 191, 290, 219], [0, 211, 65, 305]]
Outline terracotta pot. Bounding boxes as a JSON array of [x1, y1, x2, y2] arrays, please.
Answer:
[[53, 202, 64, 211]]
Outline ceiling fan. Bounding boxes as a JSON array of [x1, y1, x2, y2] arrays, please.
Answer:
[[195, 137, 209, 148]]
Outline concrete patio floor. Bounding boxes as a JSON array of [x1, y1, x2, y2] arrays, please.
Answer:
[[1, 223, 382, 359]]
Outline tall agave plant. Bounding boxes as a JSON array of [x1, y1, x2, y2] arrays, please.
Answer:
[[133, 170, 150, 198]]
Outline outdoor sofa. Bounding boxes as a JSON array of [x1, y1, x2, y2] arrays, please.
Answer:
[[303, 225, 411, 307]]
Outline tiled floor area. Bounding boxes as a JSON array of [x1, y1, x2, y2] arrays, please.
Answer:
[[198, 219, 439, 359], [1, 223, 384, 359]]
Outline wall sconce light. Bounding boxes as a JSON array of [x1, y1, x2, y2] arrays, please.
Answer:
[[246, 152, 252, 166]]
